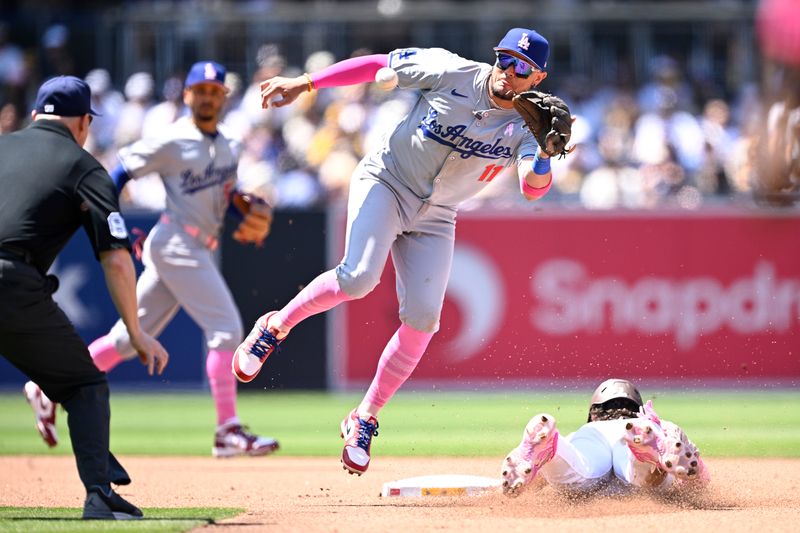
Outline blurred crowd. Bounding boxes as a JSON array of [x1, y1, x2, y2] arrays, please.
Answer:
[[0, 24, 790, 212]]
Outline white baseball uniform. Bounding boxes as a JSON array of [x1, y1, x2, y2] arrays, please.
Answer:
[[541, 418, 677, 494], [107, 116, 243, 356]]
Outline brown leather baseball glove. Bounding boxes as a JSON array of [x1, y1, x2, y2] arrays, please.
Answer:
[[231, 192, 273, 246], [512, 90, 573, 158]]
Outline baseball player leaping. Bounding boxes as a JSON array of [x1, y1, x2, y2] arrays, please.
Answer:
[[24, 61, 278, 458], [233, 28, 573, 475], [501, 379, 710, 497]]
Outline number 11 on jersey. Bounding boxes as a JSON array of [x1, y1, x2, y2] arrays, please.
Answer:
[[478, 164, 503, 182]]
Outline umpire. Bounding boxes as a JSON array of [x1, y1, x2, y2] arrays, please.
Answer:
[[0, 76, 169, 519]]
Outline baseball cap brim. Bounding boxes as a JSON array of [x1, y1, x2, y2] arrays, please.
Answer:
[[493, 47, 543, 70], [185, 79, 230, 93]]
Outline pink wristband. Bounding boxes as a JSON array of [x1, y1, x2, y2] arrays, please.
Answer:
[[310, 54, 389, 89], [520, 174, 552, 199]]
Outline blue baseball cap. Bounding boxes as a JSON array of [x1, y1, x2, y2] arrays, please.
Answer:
[[494, 28, 550, 70], [34, 75, 99, 116], [184, 61, 227, 90]]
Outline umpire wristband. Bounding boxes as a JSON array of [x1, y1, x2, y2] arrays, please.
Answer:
[[532, 153, 551, 175]]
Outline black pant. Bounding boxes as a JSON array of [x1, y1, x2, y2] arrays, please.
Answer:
[[0, 255, 130, 489]]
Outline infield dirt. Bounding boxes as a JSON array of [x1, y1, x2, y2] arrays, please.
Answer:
[[1, 456, 798, 532]]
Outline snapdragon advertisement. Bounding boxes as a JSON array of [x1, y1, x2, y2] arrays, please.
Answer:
[[333, 210, 800, 387]]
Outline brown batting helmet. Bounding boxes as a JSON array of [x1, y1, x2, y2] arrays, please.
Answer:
[[589, 378, 643, 409]]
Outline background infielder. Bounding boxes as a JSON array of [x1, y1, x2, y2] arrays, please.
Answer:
[[501, 379, 710, 497], [232, 28, 572, 475], [25, 61, 278, 458]]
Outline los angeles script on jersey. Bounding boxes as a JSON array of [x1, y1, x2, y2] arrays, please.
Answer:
[[179, 162, 237, 194], [419, 108, 513, 160]]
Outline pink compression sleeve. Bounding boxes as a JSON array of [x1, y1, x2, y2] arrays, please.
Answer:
[[310, 54, 389, 89], [206, 350, 237, 425], [362, 324, 433, 412]]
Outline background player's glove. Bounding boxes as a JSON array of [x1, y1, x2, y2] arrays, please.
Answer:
[[231, 191, 273, 246], [512, 90, 573, 158]]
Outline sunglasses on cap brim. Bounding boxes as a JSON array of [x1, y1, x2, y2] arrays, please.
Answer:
[[495, 52, 538, 79]]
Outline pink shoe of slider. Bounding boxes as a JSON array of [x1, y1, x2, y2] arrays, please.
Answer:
[[340, 409, 379, 476], [23, 381, 58, 447], [623, 417, 665, 467], [232, 311, 284, 383], [501, 413, 559, 496], [659, 420, 710, 484]]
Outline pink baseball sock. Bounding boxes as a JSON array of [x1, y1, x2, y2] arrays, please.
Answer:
[[88, 335, 124, 372], [275, 269, 354, 331], [359, 324, 434, 416], [206, 350, 237, 425]]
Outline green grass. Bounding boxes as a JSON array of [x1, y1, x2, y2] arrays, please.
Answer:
[[1, 390, 799, 457], [0, 507, 241, 533]]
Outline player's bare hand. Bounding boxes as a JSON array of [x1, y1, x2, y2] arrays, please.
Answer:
[[260, 76, 307, 109], [130, 331, 169, 376]]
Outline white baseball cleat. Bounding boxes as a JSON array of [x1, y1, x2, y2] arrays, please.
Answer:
[[340, 409, 379, 476], [625, 416, 710, 486], [501, 413, 559, 497], [23, 381, 58, 447], [232, 311, 284, 383], [212, 422, 279, 458], [623, 418, 664, 467], [659, 420, 710, 484]]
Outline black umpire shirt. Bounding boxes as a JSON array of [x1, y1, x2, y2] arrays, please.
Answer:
[[0, 120, 131, 274]]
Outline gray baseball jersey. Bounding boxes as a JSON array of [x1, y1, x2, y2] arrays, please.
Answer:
[[368, 47, 538, 207], [335, 47, 539, 333], [118, 116, 240, 238], [108, 117, 244, 356]]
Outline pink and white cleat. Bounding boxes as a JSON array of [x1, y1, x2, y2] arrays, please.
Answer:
[[623, 417, 665, 467], [638, 400, 662, 425], [232, 311, 284, 383], [340, 409, 379, 476], [212, 422, 280, 458], [23, 381, 58, 447], [626, 406, 710, 487], [501, 413, 559, 497], [659, 420, 710, 484]]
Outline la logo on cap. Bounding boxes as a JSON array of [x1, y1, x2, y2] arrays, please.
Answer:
[[204, 63, 217, 79], [517, 33, 530, 50], [44, 104, 54, 112]]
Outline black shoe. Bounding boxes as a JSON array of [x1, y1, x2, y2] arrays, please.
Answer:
[[82, 485, 143, 520]]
